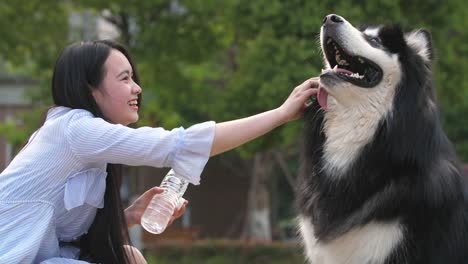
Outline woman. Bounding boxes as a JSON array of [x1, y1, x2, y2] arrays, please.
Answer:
[[0, 40, 318, 263]]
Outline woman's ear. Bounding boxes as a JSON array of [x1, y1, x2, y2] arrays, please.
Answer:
[[91, 87, 102, 104]]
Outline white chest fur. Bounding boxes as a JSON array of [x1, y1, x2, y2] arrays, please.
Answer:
[[299, 216, 403, 264], [321, 70, 399, 176], [322, 103, 384, 175]]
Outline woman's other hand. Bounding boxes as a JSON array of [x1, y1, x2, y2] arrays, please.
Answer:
[[124, 187, 188, 228]]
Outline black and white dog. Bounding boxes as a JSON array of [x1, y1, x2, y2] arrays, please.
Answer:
[[297, 14, 468, 264]]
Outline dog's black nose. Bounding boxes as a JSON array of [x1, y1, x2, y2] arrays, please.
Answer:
[[323, 14, 344, 25]]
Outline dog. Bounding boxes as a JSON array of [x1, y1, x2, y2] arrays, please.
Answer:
[[297, 14, 468, 264]]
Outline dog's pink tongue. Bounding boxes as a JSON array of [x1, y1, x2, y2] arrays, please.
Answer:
[[317, 86, 328, 110], [335, 68, 353, 75]]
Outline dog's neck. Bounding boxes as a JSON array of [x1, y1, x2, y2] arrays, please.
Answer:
[[321, 81, 397, 176]]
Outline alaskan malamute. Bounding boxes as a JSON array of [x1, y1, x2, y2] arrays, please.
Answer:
[[298, 14, 468, 264]]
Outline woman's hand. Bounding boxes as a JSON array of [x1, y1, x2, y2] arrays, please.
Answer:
[[124, 187, 188, 228], [277, 78, 319, 123]]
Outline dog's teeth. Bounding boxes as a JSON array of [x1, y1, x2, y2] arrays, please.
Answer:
[[358, 58, 365, 64], [333, 65, 338, 70], [327, 38, 332, 44], [349, 72, 365, 79], [339, 60, 349, 66]]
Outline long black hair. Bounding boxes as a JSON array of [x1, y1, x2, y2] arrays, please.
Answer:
[[51, 40, 141, 263]]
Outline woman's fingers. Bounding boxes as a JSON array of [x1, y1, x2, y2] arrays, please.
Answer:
[[174, 200, 187, 218], [141, 187, 163, 199], [168, 200, 188, 226], [142, 187, 164, 204], [293, 78, 320, 97], [151, 187, 164, 194], [302, 87, 319, 98], [301, 78, 320, 89]]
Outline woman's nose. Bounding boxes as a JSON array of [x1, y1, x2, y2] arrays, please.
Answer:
[[133, 83, 142, 94]]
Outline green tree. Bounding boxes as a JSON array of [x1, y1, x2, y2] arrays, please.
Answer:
[[0, 0, 69, 151], [0, 0, 69, 74]]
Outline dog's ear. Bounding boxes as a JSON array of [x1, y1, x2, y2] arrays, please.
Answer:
[[404, 29, 433, 62], [380, 24, 406, 54]]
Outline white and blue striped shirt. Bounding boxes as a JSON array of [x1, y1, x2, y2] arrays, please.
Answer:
[[0, 106, 215, 263]]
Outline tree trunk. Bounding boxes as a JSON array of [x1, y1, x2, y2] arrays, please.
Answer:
[[243, 152, 273, 241]]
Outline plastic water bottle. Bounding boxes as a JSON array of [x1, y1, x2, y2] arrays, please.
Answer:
[[141, 169, 189, 234]]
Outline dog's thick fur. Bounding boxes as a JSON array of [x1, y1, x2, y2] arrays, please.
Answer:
[[297, 14, 468, 264]]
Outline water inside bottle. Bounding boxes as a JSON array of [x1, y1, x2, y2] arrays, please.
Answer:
[[141, 170, 190, 234], [141, 192, 177, 234]]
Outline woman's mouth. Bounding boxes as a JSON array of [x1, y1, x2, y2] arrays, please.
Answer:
[[128, 99, 139, 110]]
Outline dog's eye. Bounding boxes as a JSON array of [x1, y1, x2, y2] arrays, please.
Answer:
[[370, 37, 382, 45]]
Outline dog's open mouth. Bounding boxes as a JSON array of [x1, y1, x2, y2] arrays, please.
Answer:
[[323, 37, 383, 88]]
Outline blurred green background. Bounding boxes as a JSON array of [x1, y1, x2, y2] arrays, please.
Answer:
[[0, 0, 467, 263]]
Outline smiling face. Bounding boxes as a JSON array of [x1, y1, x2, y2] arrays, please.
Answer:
[[92, 49, 142, 125]]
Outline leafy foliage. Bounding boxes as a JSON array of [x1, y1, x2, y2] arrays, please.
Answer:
[[1, 0, 466, 158], [0, 0, 68, 74]]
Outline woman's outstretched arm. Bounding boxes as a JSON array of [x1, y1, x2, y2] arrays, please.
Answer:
[[210, 78, 319, 157]]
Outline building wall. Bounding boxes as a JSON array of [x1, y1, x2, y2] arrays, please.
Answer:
[[0, 78, 34, 171], [0, 106, 15, 170]]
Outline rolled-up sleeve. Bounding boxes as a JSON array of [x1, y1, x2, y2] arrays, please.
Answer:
[[65, 112, 215, 184], [170, 121, 215, 185]]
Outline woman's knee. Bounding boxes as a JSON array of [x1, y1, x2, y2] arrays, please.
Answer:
[[123, 245, 147, 264]]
